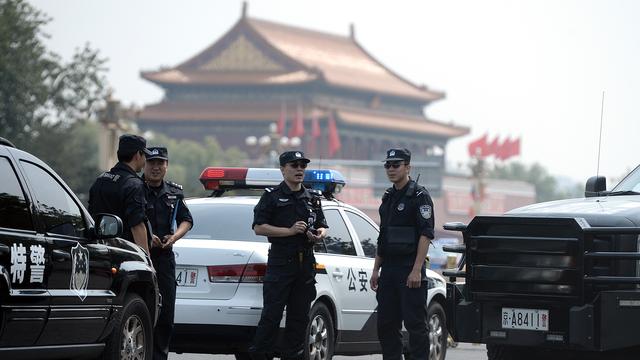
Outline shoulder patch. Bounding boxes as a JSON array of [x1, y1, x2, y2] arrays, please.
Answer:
[[265, 187, 273, 193], [166, 181, 183, 190], [309, 189, 323, 196]]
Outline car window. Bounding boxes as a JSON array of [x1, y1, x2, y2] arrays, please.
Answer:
[[20, 161, 85, 238], [316, 209, 356, 256], [345, 211, 378, 258], [188, 203, 266, 242], [0, 157, 34, 231]]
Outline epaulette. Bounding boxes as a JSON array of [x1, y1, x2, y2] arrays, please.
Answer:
[[166, 181, 183, 190], [265, 187, 274, 193]]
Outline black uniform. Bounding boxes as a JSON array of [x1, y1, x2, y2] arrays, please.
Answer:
[[146, 179, 192, 360], [88, 162, 148, 242], [376, 179, 435, 360], [250, 181, 328, 360]]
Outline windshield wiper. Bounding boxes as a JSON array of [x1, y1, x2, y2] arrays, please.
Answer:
[[607, 190, 640, 196]]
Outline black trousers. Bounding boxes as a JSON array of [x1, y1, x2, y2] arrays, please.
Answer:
[[151, 250, 176, 360], [376, 265, 428, 360], [251, 249, 316, 359]]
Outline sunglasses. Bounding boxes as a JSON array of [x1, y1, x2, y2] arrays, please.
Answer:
[[384, 162, 405, 169], [288, 161, 308, 169]]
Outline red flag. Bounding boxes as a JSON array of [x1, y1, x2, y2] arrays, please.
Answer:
[[288, 103, 305, 138], [328, 113, 341, 157], [496, 137, 521, 160], [308, 112, 321, 156], [510, 137, 521, 158], [468, 134, 488, 157], [276, 102, 287, 136], [484, 136, 500, 157]]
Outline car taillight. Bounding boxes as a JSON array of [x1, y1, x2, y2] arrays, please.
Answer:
[[241, 263, 267, 283], [207, 263, 267, 283]]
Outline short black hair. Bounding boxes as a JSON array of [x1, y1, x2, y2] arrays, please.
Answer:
[[117, 149, 139, 163]]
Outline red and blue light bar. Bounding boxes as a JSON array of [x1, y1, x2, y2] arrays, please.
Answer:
[[199, 167, 346, 196]]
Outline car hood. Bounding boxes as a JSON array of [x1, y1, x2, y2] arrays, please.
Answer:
[[507, 195, 640, 226]]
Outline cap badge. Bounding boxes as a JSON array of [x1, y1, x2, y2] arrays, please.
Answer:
[[389, 150, 396, 156], [295, 152, 302, 158], [151, 149, 159, 155]]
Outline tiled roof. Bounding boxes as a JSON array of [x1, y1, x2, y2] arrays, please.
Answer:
[[142, 17, 443, 102]]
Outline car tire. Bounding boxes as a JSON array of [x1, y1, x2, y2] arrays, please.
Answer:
[[102, 294, 153, 360], [306, 302, 335, 360], [427, 302, 447, 360]]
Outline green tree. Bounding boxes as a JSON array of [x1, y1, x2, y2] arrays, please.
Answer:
[[489, 161, 582, 202], [148, 134, 248, 197], [0, 0, 108, 200]]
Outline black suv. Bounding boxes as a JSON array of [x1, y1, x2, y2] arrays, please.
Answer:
[[0, 138, 159, 359], [445, 166, 640, 359]]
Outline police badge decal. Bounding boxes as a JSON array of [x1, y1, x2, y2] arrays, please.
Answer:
[[419, 205, 432, 219], [70, 243, 89, 301]]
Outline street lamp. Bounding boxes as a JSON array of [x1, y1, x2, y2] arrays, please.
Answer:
[[245, 123, 301, 167]]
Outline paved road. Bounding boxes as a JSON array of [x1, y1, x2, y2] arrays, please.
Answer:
[[169, 343, 487, 360]]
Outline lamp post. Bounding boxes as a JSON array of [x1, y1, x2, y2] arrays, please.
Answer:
[[245, 123, 301, 167]]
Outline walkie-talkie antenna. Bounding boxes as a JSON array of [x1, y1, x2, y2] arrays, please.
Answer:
[[596, 91, 605, 178]]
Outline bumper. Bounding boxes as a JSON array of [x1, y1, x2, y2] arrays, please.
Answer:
[[171, 324, 256, 354], [447, 283, 640, 351]]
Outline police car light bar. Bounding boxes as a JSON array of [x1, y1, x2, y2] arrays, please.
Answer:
[[199, 167, 346, 196]]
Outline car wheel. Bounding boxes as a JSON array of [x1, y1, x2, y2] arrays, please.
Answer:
[[102, 294, 153, 360], [306, 302, 334, 360], [427, 302, 447, 360]]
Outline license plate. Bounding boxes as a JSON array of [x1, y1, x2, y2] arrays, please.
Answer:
[[176, 268, 198, 287], [501, 307, 549, 331]]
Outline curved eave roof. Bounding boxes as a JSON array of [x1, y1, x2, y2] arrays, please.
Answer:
[[141, 17, 444, 102]]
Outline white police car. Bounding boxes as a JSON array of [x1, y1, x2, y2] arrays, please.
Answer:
[[170, 168, 448, 360]]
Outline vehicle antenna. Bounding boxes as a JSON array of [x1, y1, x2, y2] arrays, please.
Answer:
[[596, 91, 605, 178]]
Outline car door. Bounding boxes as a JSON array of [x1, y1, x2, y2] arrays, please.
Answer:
[[313, 208, 374, 338], [0, 154, 49, 347], [18, 159, 113, 345]]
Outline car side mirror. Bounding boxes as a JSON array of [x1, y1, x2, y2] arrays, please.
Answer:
[[585, 176, 606, 198], [94, 214, 123, 239]]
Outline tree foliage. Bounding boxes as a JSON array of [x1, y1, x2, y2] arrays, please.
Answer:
[[489, 161, 582, 202], [0, 0, 107, 201], [147, 134, 248, 197]]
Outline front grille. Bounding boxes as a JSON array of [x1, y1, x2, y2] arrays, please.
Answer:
[[465, 218, 584, 301]]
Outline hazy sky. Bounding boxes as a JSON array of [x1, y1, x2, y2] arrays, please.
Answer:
[[30, 0, 640, 184]]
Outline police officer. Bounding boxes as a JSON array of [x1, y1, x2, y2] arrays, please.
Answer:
[[369, 148, 434, 360], [249, 151, 328, 360], [143, 146, 193, 360], [89, 134, 152, 254]]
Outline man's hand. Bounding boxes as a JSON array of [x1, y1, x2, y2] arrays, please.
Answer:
[[370, 271, 379, 292], [290, 221, 307, 235], [306, 227, 326, 243], [151, 235, 162, 248], [162, 234, 175, 248], [406, 269, 422, 288]]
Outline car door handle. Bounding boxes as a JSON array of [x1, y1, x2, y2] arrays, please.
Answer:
[[332, 271, 344, 278]]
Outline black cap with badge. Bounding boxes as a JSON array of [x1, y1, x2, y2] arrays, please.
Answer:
[[146, 146, 168, 161], [383, 148, 411, 163], [279, 150, 311, 166], [118, 134, 153, 156]]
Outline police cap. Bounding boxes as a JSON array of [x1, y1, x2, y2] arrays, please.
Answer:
[[119, 134, 152, 156], [383, 148, 411, 163], [146, 146, 168, 161], [279, 150, 310, 166]]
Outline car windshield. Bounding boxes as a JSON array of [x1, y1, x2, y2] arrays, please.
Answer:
[[611, 165, 640, 193], [187, 203, 266, 242]]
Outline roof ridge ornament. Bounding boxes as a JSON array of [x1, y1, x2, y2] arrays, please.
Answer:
[[349, 23, 356, 40], [242, 1, 247, 18]]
